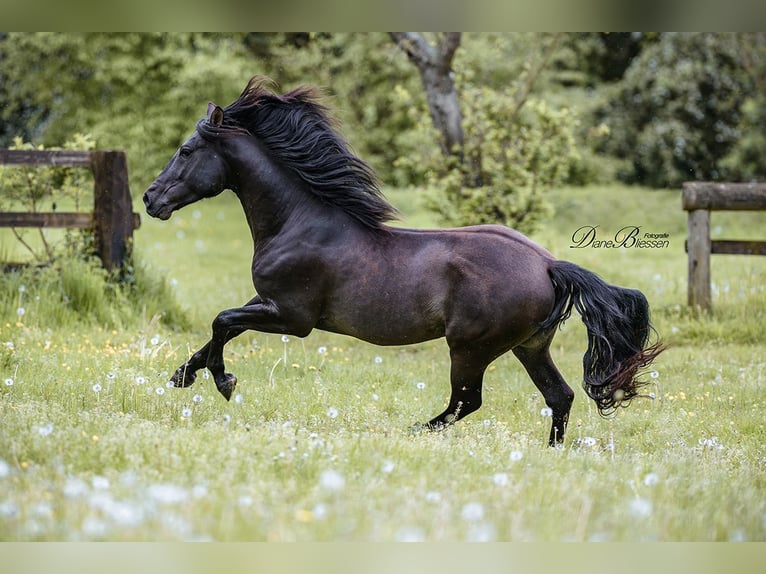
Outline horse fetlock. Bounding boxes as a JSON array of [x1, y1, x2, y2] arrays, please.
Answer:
[[170, 364, 197, 388]]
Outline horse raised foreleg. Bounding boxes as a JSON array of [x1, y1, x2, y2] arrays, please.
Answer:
[[205, 297, 314, 400], [512, 342, 574, 447], [169, 296, 260, 392]]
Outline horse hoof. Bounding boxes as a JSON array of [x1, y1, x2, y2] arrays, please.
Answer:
[[409, 421, 443, 434], [170, 366, 196, 388], [217, 373, 237, 401]]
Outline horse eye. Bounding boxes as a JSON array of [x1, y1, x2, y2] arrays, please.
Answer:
[[179, 147, 192, 158]]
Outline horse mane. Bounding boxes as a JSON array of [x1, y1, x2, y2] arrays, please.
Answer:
[[197, 76, 398, 231]]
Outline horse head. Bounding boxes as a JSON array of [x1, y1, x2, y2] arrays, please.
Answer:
[[143, 103, 230, 220]]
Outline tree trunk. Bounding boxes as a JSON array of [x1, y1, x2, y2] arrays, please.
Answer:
[[390, 33, 464, 159]]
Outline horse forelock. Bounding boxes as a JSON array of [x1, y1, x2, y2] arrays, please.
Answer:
[[197, 76, 398, 231]]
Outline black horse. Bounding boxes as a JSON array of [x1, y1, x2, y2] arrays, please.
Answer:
[[144, 77, 664, 445]]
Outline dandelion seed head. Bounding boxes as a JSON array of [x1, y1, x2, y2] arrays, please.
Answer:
[[4, 378, 13, 387], [629, 497, 653, 518], [150, 335, 161, 345], [37, 423, 54, 437], [493, 472, 509, 486], [416, 381, 426, 390], [92, 476, 110, 490], [192, 394, 203, 404], [166, 381, 175, 388], [382, 460, 395, 474], [16, 307, 25, 317], [135, 376, 145, 385], [461, 502, 485, 522], [374, 356, 383, 364], [234, 394, 243, 404], [281, 335, 290, 343], [326, 407, 339, 419], [509, 450, 524, 462], [395, 526, 426, 542], [18, 285, 26, 293], [317, 346, 327, 355], [540, 407, 553, 417], [63, 477, 88, 499], [467, 522, 497, 542], [372, 393, 379, 401], [319, 469, 345, 492], [643, 472, 660, 487], [92, 384, 102, 393], [238, 495, 253, 508], [650, 370, 659, 379], [5, 341, 14, 350], [0, 458, 10, 479], [106, 372, 116, 380], [156, 387, 165, 396], [312, 503, 328, 520], [222, 414, 231, 424], [0, 501, 19, 518], [149, 483, 188, 505], [181, 408, 192, 418], [425, 491, 441, 503]]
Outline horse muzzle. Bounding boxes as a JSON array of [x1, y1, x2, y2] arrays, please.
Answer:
[[143, 184, 174, 220]]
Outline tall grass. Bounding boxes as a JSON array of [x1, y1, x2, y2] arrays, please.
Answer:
[[1, 185, 765, 541]]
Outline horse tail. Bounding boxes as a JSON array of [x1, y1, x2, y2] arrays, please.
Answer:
[[540, 259, 665, 416]]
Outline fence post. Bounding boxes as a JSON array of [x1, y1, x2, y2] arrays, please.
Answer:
[[90, 151, 133, 271], [686, 209, 711, 311]]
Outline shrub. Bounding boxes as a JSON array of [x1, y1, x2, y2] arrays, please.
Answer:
[[397, 83, 580, 235], [596, 33, 753, 188]]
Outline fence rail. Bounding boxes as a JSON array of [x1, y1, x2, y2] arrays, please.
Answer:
[[0, 149, 140, 270], [682, 182, 766, 311]]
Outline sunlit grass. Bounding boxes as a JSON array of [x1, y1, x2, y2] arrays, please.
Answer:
[[1, 184, 765, 541]]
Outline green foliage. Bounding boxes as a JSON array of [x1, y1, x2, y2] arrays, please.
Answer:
[[0, 255, 190, 331], [398, 83, 579, 234], [596, 33, 754, 187], [0, 33, 255, 189]]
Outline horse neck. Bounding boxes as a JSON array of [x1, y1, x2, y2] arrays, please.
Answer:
[[224, 137, 325, 249]]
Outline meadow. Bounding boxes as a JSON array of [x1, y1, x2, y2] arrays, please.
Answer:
[[1, 184, 765, 541]]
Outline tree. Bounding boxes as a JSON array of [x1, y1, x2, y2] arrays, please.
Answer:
[[390, 32, 578, 234], [595, 33, 755, 187], [389, 33, 464, 160]]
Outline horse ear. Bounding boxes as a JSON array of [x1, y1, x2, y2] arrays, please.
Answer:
[[207, 102, 224, 127]]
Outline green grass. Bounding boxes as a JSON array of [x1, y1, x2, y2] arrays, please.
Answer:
[[1, 184, 765, 541]]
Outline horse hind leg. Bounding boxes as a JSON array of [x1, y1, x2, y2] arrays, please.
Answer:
[[513, 338, 575, 447], [424, 346, 490, 430]]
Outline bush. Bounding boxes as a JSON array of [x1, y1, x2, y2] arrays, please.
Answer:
[[596, 33, 754, 188], [397, 83, 580, 235]]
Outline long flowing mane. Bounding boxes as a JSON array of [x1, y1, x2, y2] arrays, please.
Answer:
[[197, 76, 398, 231]]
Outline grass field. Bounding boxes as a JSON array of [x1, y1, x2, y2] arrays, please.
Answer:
[[1, 184, 765, 541]]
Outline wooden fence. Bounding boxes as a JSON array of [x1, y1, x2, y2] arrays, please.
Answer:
[[0, 149, 140, 270], [682, 182, 766, 311]]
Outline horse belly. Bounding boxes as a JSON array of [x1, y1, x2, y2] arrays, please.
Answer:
[[316, 279, 447, 346]]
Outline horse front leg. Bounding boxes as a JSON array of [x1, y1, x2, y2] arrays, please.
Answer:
[[169, 296, 259, 390], [205, 297, 314, 400]]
